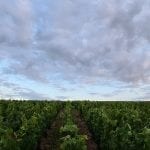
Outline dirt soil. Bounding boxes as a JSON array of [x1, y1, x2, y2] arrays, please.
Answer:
[[37, 109, 98, 150], [72, 110, 98, 150], [36, 110, 64, 150]]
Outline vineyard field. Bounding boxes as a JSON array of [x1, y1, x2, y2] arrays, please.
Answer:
[[0, 100, 150, 150]]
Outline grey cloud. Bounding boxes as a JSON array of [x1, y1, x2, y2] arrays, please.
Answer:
[[18, 90, 49, 100], [136, 91, 150, 100], [136, 85, 150, 100], [0, 0, 33, 46], [0, 47, 51, 82], [0, 80, 48, 100], [0, 0, 150, 87], [34, 0, 150, 84], [56, 96, 68, 100], [89, 92, 99, 96]]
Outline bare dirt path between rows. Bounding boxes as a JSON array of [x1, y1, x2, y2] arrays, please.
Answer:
[[36, 110, 64, 150], [72, 110, 98, 150], [37, 109, 98, 150]]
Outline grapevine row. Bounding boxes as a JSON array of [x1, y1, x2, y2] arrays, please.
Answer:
[[0, 100, 62, 150], [74, 101, 150, 150]]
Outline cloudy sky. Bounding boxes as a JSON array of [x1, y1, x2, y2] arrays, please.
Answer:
[[0, 0, 150, 100]]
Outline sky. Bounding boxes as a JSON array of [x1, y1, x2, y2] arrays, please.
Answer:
[[0, 0, 150, 100]]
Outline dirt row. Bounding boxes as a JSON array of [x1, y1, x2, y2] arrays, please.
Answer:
[[36, 110, 64, 150], [37, 110, 98, 150], [72, 110, 98, 150]]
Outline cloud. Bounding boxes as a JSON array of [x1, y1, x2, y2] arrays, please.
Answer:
[[89, 92, 99, 95], [34, 0, 150, 84], [17, 90, 49, 100], [0, 0, 150, 100], [0, 0, 33, 47], [56, 96, 68, 100], [0, 80, 49, 100]]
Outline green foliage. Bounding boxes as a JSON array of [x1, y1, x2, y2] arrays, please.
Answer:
[[1, 100, 149, 150], [75, 101, 150, 150], [60, 103, 87, 150], [0, 100, 61, 150], [60, 124, 79, 137], [0, 128, 20, 150], [60, 135, 87, 150]]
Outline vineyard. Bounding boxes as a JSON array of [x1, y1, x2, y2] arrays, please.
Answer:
[[0, 100, 150, 150]]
